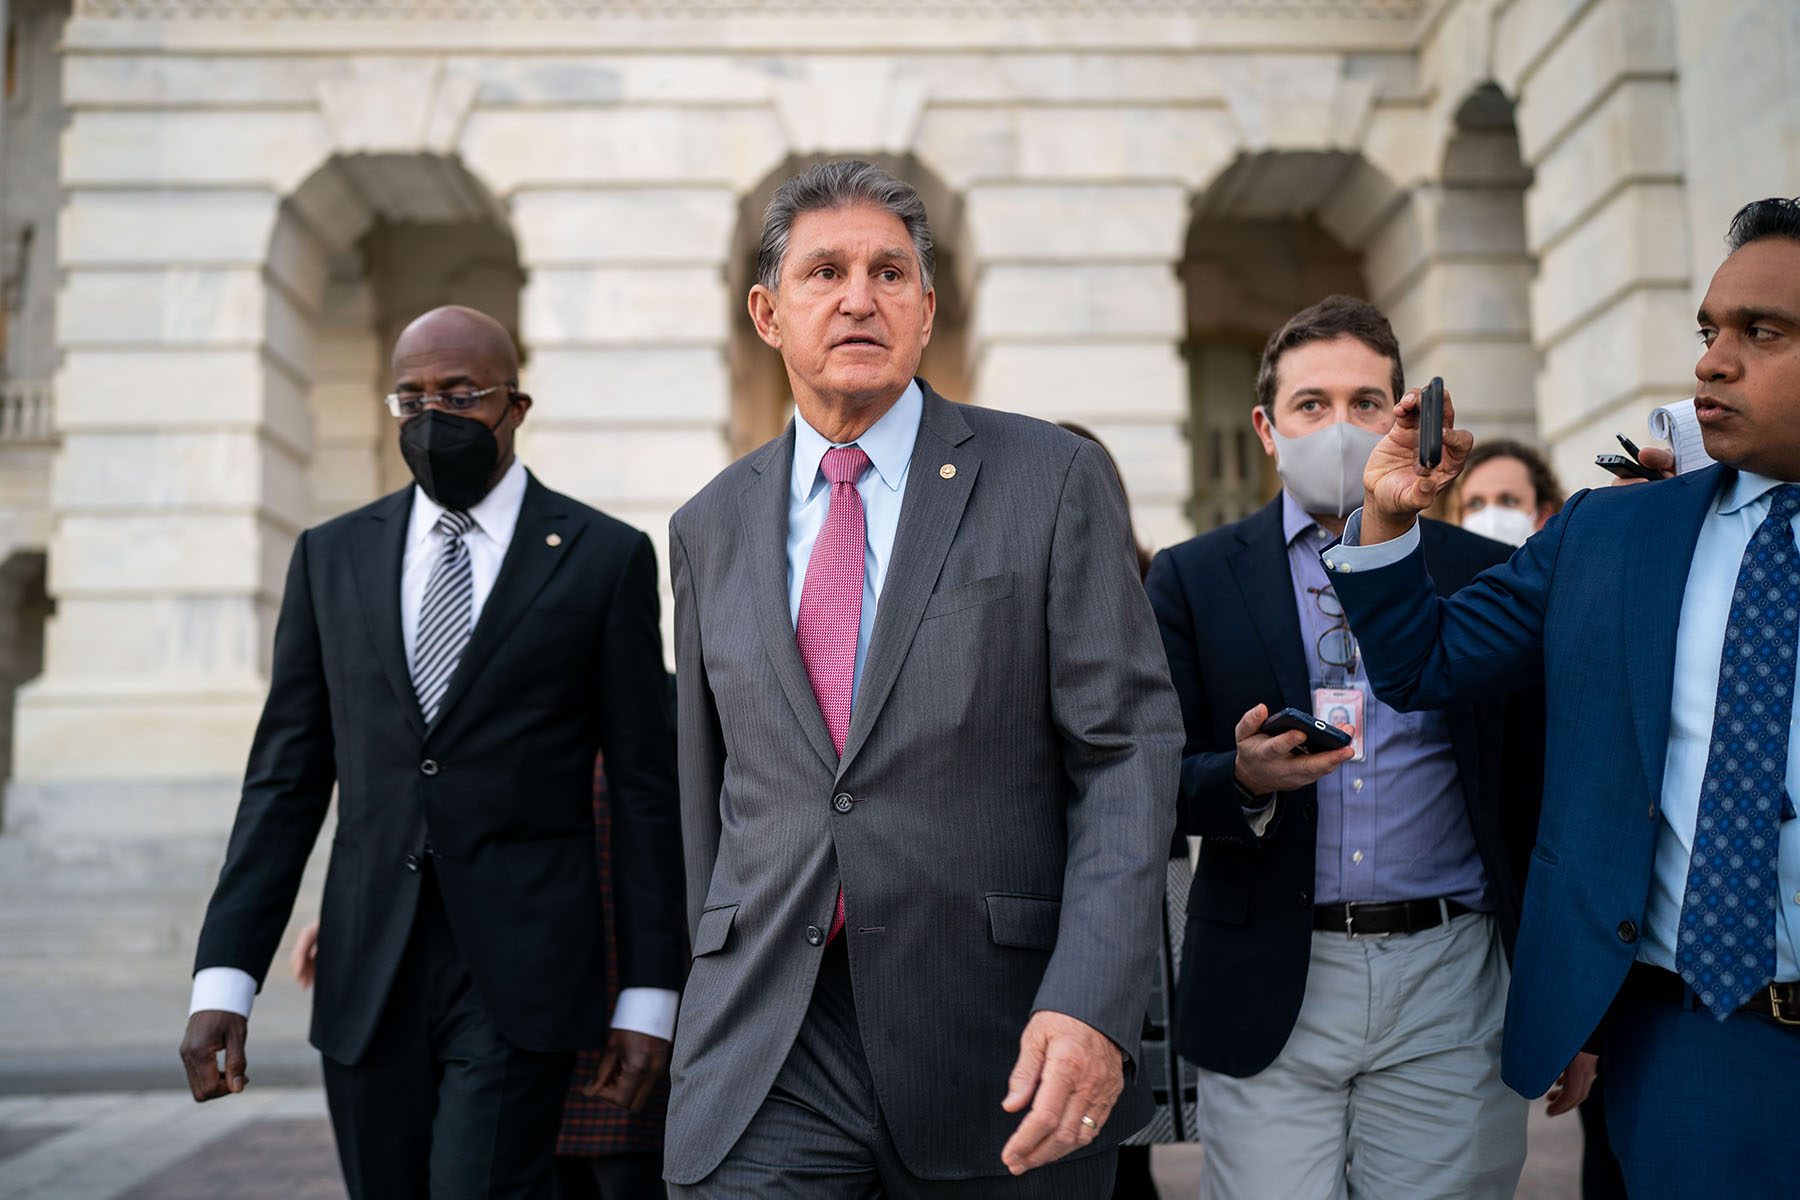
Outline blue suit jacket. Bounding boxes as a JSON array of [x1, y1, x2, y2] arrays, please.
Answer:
[[1330, 464, 1728, 1097]]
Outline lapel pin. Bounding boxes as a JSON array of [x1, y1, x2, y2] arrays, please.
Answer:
[[545, 533, 563, 548], [939, 463, 957, 480]]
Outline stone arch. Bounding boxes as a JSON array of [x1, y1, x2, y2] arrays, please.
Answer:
[[1180, 106, 1538, 533], [726, 154, 970, 457], [274, 153, 525, 524], [1423, 81, 1538, 442], [1181, 150, 1415, 530]]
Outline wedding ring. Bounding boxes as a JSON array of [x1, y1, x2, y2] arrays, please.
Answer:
[[1080, 1115, 1098, 1130]]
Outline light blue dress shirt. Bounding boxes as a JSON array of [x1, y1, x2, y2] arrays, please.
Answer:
[[1328, 475, 1800, 981], [1279, 493, 1486, 909], [786, 380, 922, 703], [1645, 471, 1800, 980]]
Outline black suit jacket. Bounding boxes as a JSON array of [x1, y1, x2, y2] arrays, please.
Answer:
[[193, 473, 686, 1064], [1144, 497, 1544, 1078]]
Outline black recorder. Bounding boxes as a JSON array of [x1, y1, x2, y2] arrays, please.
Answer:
[[1260, 707, 1354, 755], [1596, 434, 1662, 481], [1417, 376, 1445, 470]]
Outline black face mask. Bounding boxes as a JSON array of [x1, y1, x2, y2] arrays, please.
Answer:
[[399, 408, 504, 511]]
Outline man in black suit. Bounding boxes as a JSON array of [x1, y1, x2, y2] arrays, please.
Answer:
[[1145, 296, 1575, 1199], [177, 306, 687, 1200]]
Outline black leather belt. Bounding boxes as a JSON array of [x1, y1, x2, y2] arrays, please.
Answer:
[[1623, 962, 1800, 1029], [1313, 898, 1473, 937]]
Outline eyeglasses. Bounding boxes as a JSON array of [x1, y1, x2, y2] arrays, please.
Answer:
[[1307, 585, 1359, 674], [383, 384, 518, 419]]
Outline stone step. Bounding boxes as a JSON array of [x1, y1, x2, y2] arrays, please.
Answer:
[[0, 827, 327, 1071]]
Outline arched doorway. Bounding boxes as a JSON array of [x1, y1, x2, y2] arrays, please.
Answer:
[[1181, 127, 1538, 533], [0, 550, 48, 812], [1183, 152, 1375, 532], [727, 155, 970, 458], [1428, 82, 1537, 444], [279, 154, 526, 523]]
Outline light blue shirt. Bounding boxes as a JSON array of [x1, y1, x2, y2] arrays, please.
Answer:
[[1328, 476, 1800, 982], [786, 380, 922, 702], [1645, 471, 1800, 980], [1280, 493, 1486, 909]]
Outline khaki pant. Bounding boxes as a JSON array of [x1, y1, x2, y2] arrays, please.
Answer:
[[1194, 912, 1526, 1200]]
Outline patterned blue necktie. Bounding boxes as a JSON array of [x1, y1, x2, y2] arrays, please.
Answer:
[[1676, 482, 1800, 1019]]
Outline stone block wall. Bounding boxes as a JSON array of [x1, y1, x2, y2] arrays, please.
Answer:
[[0, 0, 1776, 830]]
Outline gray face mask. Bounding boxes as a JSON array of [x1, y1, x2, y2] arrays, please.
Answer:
[[1268, 420, 1386, 519]]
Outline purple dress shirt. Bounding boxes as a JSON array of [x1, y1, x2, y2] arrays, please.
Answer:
[[1281, 491, 1489, 909]]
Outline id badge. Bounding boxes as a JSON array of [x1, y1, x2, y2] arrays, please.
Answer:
[[1313, 686, 1365, 762]]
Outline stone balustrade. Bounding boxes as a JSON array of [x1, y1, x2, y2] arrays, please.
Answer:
[[0, 382, 53, 444]]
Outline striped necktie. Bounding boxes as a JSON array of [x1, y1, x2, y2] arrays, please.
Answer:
[[412, 510, 476, 724]]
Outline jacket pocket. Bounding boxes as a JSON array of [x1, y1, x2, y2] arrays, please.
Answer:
[[922, 572, 1014, 621], [985, 892, 1062, 951], [691, 903, 738, 958]]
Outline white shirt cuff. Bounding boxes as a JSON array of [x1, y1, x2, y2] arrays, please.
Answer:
[[1321, 507, 1422, 573], [1244, 798, 1279, 839], [610, 986, 679, 1042], [190, 967, 257, 1018]]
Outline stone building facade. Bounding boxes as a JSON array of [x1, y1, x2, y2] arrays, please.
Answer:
[[0, 0, 1794, 1061]]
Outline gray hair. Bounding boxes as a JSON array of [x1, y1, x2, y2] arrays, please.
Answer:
[[755, 159, 935, 292]]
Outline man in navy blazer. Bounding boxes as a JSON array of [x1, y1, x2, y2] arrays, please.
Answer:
[[1327, 197, 1800, 1199], [1147, 296, 1556, 1199]]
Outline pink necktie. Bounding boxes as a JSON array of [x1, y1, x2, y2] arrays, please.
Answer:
[[796, 445, 872, 942]]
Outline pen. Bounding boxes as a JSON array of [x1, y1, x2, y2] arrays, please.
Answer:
[[1616, 433, 1642, 461]]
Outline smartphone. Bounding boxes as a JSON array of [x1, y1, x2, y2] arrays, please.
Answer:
[[1594, 453, 1663, 481], [1260, 707, 1354, 755], [1417, 377, 1445, 470]]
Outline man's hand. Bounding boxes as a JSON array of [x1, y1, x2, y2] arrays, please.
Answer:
[[1360, 387, 1476, 544], [999, 1011, 1124, 1176], [1609, 445, 1675, 487], [1233, 704, 1355, 798], [580, 1028, 670, 1111], [179, 1010, 249, 1102], [291, 919, 319, 989], [1545, 1051, 1598, 1116]]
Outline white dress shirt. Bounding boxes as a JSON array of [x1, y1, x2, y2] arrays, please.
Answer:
[[786, 380, 923, 701], [192, 457, 679, 1040], [1327, 474, 1800, 982]]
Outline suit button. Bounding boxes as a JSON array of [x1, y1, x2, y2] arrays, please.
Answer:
[[832, 792, 854, 814], [1617, 920, 1638, 944], [805, 925, 824, 946], [404, 854, 421, 872], [1298, 890, 1312, 908], [420, 759, 439, 777], [1302, 802, 1317, 822]]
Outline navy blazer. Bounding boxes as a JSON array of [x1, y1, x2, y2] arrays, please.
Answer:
[[1329, 465, 1729, 1097], [1146, 497, 1544, 1078]]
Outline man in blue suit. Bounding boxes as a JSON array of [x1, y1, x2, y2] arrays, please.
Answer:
[[1326, 197, 1800, 1199]]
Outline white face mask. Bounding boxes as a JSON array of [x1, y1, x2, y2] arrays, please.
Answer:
[[1268, 421, 1387, 519], [1462, 505, 1538, 547]]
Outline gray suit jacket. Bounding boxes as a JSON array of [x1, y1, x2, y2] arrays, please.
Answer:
[[664, 384, 1183, 1183]]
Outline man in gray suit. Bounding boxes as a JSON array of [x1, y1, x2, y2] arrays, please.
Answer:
[[664, 159, 1183, 1196]]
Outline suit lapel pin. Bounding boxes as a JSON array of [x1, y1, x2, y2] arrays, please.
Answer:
[[939, 463, 957, 480], [546, 533, 563, 548]]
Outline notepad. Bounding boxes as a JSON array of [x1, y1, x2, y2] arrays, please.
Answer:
[[1648, 399, 1716, 475]]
